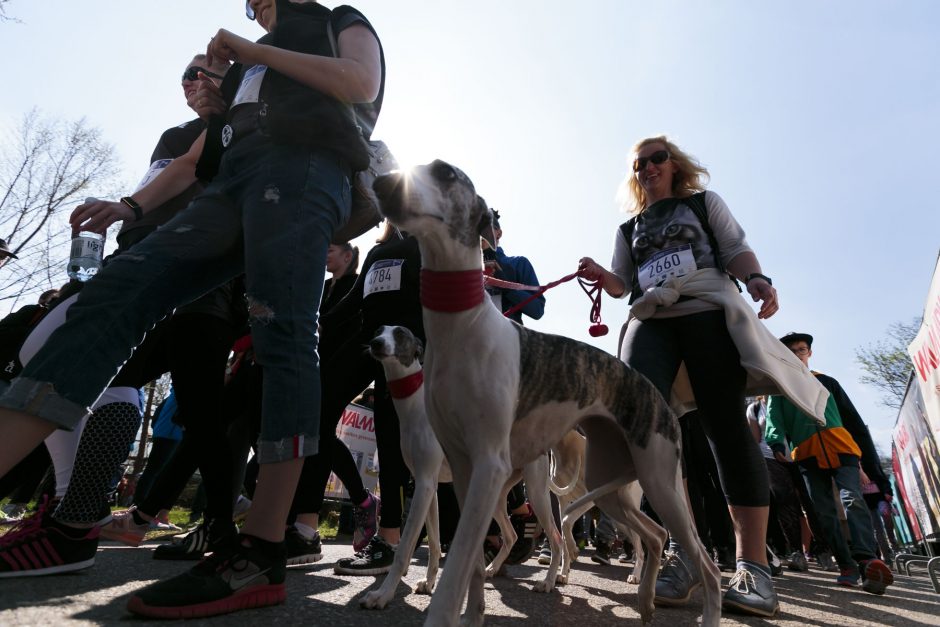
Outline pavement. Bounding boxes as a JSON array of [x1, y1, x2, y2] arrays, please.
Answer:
[[1, 538, 938, 626]]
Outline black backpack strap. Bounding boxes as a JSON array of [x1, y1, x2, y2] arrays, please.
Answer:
[[684, 191, 740, 290], [618, 217, 644, 303], [195, 63, 244, 182]]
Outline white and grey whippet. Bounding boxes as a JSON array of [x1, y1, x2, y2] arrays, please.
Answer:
[[372, 160, 720, 627], [361, 325, 566, 610]]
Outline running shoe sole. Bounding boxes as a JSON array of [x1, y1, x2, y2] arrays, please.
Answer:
[[0, 557, 95, 578], [722, 597, 779, 617], [127, 583, 286, 619], [654, 581, 700, 607], [862, 560, 894, 595], [286, 552, 323, 566]]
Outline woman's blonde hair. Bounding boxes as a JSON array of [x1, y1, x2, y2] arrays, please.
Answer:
[[616, 135, 710, 214]]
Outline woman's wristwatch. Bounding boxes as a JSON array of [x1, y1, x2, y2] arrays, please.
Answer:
[[744, 272, 772, 286], [120, 196, 144, 221]]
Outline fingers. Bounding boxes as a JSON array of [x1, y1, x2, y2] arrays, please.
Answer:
[[70, 201, 131, 234]]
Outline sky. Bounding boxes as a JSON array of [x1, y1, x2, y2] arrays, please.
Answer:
[[1, 1, 938, 455]]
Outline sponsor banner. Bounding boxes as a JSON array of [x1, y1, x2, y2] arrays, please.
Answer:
[[891, 375, 940, 540], [908, 253, 940, 447], [323, 403, 381, 500]]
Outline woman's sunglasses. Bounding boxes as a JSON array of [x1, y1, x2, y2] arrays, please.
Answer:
[[182, 66, 224, 82], [633, 150, 670, 172], [245, 1, 255, 20]]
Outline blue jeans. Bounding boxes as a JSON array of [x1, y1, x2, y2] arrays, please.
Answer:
[[0, 134, 350, 463], [802, 460, 878, 569]]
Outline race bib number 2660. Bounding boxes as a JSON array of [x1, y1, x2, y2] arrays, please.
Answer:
[[638, 244, 697, 291], [363, 259, 404, 297]]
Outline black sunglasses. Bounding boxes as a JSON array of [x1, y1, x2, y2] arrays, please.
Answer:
[[246, 1, 255, 20], [182, 66, 224, 82], [633, 149, 670, 172]]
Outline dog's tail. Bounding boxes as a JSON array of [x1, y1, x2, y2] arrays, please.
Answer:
[[548, 449, 581, 496]]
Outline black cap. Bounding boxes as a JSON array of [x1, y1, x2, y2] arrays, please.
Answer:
[[779, 331, 813, 347], [0, 238, 18, 259]]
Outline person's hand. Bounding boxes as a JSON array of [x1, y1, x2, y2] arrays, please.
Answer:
[[747, 277, 779, 319], [70, 199, 134, 234], [207, 28, 259, 66], [773, 451, 791, 464], [578, 257, 606, 282], [193, 76, 227, 118]]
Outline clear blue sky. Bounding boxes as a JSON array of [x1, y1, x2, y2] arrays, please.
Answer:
[[2, 1, 938, 453]]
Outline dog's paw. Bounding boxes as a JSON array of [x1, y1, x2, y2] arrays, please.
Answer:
[[415, 579, 435, 595], [638, 604, 654, 624], [359, 590, 391, 610], [627, 573, 641, 585], [555, 573, 568, 586], [533, 579, 556, 593]]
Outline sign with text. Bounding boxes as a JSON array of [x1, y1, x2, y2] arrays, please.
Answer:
[[908, 253, 940, 448], [323, 403, 381, 500], [892, 375, 940, 540]]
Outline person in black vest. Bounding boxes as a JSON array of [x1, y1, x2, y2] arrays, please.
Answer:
[[0, 0, 384, 619], [578, 135, 780, 617]]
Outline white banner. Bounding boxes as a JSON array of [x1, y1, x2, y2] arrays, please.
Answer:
[[908, 253, 940, 448], [323, 403, 381, 500]]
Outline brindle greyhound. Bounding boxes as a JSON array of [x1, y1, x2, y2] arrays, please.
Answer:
[[372, 160, 720, 627]]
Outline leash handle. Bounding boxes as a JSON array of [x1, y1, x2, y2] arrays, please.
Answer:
[[577, 275, 608, 336]]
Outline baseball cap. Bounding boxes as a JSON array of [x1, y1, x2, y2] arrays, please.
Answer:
[[779, 331, 813, 347], [0, 238, 18, 259]]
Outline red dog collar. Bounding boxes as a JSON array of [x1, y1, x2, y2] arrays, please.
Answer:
[[387, 370, 424, 399], [420, 269, 485, 312]]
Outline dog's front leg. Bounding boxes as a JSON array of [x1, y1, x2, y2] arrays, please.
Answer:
[[425, 457, 509, 627], [416, 486, 442, 594]]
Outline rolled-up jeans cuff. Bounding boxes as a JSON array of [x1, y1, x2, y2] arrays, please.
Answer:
[[256, 434, 320, 464], [0, 377, 90, 431]]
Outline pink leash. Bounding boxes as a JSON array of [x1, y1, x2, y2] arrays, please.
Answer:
[[485, 271, 608, 336]]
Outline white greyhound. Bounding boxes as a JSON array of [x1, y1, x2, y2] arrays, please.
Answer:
[[361, 325, 566, 611], [372, 160, 720, 627]]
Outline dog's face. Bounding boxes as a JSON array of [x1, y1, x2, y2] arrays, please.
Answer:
[[368, 325, 423, 367], [373, 160, 496, 251]]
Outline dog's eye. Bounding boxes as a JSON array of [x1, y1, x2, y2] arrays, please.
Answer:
[[430, 161, 458, 182]]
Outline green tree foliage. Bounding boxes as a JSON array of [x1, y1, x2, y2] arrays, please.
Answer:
[[855, 318, 922, 409]]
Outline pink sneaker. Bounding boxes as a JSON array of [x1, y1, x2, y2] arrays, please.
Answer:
[[352, 494, 380, 552], [99, 507, 151, 547]]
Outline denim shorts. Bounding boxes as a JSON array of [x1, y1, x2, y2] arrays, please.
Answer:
[[0, 133, 351, 463]]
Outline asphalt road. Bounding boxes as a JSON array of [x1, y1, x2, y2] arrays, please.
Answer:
[[1, 538, 938, 626]]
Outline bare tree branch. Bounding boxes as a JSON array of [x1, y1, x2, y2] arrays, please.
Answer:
[[855, 318, 922, 409]]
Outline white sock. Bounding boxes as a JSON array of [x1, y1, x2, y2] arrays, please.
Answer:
[[293, 522, 318, 539]]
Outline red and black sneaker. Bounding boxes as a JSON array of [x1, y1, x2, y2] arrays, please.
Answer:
[[860, 558, 894, 595], [0, 498, 99, 578], [126, 534, 287, 619]]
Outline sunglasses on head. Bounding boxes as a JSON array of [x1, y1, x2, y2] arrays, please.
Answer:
[[182, 66, 224, 82], [245, 1, 255, 20], [633, 149, 670, 172]]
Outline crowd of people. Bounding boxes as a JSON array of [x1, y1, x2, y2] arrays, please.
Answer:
[[0, 0, 904, 622]]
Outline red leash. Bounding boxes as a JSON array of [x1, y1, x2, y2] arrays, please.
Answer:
[[486, 271, 608, 336]]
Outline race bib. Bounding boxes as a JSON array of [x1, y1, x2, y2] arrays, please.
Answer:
[[231, 65, 267, 107], [133, 159, 172, 193], [363, 259, 403, 297], [638, 244, 696, 291]]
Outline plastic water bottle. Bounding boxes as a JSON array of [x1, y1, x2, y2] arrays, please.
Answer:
[[67, 198, 105, 281]]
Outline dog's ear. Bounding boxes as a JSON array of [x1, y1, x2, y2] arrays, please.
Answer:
[[476, 196, 497, 250]]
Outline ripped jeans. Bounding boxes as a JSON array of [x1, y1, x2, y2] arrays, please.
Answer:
[[0, 133, 350, 463]]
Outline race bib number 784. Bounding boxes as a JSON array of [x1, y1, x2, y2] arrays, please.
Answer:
[[363, 259, 404, 297]]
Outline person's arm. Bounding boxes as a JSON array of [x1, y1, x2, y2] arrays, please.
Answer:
[[765, 396, 791, 462], [69, 131, 206, 234], [579, 228, 630, 298], [498, 254, 545, 320], [206, 24, 381, 104], [818, 373, 888, 484]]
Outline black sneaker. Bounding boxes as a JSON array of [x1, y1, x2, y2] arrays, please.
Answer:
[[0, 506, 99, 578], [591, 540, 612, 566], [285, 526, 322, 566], [127, 534, 287, 619], [505, 505, 538, 565], [333, 535, 394, 576], [722, 564, 779, 617], [482, 538, 506, 576], [153, 519, 237, 561]]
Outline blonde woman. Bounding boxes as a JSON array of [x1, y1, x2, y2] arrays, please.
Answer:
[[579, 136, 779, 617]]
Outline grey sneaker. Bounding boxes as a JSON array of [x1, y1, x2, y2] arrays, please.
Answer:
[[786, 550, 809, 572], [722, 565, 779, 617], [334, 535, 394, 576], [537, 537, 552, 565], [654, 550, 701, 607], [816, 551, 838, 572]]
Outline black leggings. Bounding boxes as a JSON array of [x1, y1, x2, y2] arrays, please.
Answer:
[[292, 332, 410, 530], [621, 310, 769, 507]]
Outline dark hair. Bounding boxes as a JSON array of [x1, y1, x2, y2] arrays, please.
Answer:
[[345, 245, 360, 276]]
